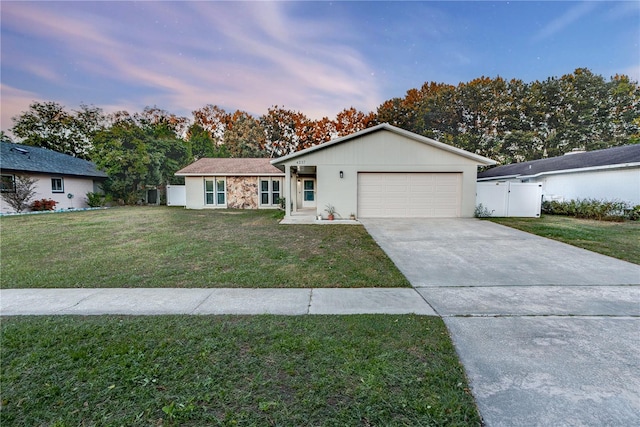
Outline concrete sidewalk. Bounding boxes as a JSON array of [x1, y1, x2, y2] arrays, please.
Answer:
[[0, 287, 436, 316]]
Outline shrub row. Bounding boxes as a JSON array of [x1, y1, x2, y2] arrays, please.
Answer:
[[541, 198, 639, 221]]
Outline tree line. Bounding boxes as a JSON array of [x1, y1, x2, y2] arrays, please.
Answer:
[[3, 68, 638, 202]]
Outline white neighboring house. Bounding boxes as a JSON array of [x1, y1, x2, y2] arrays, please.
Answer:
[[0, 142, 108, 214], [477, 144, 640, 206]]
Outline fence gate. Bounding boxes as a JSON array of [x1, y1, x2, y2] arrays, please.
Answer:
[[476, 182, 542, 217], [166, 185, 186, 206]]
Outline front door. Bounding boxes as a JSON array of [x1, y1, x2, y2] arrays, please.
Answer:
[[302, 179, 316, 208]]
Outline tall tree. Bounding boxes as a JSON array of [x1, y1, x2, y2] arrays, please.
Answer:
[[454, 76, 509, 159], [377, 97, 412, 129], [376, 68, 639, 163], [0, 131, 13, 143], [606, 74, 640, 145], [135, 107, 192, 185], [11, 102, 105, 159], [91, 115, 151, 202], [73, 104, 107, 152], [90, 109, 190, 200], [260, 106, 313, 156], [223, 112, 267, 158], [186, 123, 229, 159], [308, 116, 336, 147], [192, 104, 231, 146], [414, 82, 459, 141], [333, 107, 377, 137], [134, 106, 190, 139]]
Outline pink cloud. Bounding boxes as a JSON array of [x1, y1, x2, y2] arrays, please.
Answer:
[[1, 1, 381, 126], [0, 84, 45, 136]]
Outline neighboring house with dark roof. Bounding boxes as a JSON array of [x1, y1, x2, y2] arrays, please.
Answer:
[[477, 144, 640, 205], [0, 142, 108, 213], [174, 158, 285, 209]]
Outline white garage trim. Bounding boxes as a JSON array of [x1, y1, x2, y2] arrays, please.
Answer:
[[358, 173, 462, 218]]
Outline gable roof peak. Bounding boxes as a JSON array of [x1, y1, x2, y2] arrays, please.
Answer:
[[271, 123, 496, 166]]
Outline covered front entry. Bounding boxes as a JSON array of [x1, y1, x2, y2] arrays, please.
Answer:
[[290, 165, 317, 213], [358, 172, 462, 218]]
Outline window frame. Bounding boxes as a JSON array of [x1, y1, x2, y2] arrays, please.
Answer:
[[0, 174, 15, 193], [51, 177, 64, 193], [259, 177, 283, 207], [204, 177, 226, 207], [303, 179, 315, 202]]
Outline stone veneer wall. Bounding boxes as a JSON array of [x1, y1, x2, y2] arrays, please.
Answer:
[[227, 176, 259, 209]]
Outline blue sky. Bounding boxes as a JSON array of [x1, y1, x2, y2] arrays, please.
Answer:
[[1, 1, 638, 134]]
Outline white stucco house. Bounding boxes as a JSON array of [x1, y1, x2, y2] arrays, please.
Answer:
[[0, 142, 108, 214], [477, 144, 640, 205], [271, 123, 496, 219]]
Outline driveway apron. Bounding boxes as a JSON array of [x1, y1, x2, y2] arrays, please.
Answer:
[[361, 218, 640, 427]]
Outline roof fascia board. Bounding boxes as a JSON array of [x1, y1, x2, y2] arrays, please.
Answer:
[[477, 175, 521, 181], [517, 162, 640, 180], [0, 167, 106, 178], [271, 123, 497, 166]]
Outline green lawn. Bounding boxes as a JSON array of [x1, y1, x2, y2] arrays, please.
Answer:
[[1, 315, 481, 427], [488, 215, 640, 265], [0, 207, 409, 288]]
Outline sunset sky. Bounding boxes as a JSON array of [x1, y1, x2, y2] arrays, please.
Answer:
[[1, 1, 638, 135]]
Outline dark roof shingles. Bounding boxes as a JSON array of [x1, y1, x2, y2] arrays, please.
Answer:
[[0, 142, 107, 178], [478, 144, 640, 179]]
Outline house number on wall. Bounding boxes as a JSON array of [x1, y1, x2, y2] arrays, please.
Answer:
[[296, 160, 306, 165]]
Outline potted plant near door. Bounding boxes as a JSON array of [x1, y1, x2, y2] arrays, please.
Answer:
[[325, 204, 337, 221]]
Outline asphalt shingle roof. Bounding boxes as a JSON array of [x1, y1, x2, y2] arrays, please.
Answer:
[[477, 144, 640, 179], [176, 158, 284, 176], [0, 142, 107, 178]]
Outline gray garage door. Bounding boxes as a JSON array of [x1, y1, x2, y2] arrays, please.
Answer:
[[358, 173, 462, 218]]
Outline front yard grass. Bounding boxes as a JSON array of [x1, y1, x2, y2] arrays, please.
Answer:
[[488, 215, 640, 265], [0, 207, 409, 288], [1, 315, 481, 426]]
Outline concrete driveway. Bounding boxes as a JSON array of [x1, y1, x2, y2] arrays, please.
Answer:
[[361, 218, 640, 427]]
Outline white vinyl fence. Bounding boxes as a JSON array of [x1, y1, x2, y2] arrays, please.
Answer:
[[166, 185, 186, 206], [476, 182, 542, 217]]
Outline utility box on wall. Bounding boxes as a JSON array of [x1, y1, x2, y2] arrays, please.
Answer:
[[476, 182, 542, 217]]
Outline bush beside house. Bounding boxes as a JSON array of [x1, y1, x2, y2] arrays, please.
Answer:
[[542, 198, 639, 221]]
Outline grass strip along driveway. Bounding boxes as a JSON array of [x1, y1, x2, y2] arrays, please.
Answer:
[[1, 315, 481, 426], [489, 215, 640, 265], [0, 207, 409, 288]]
